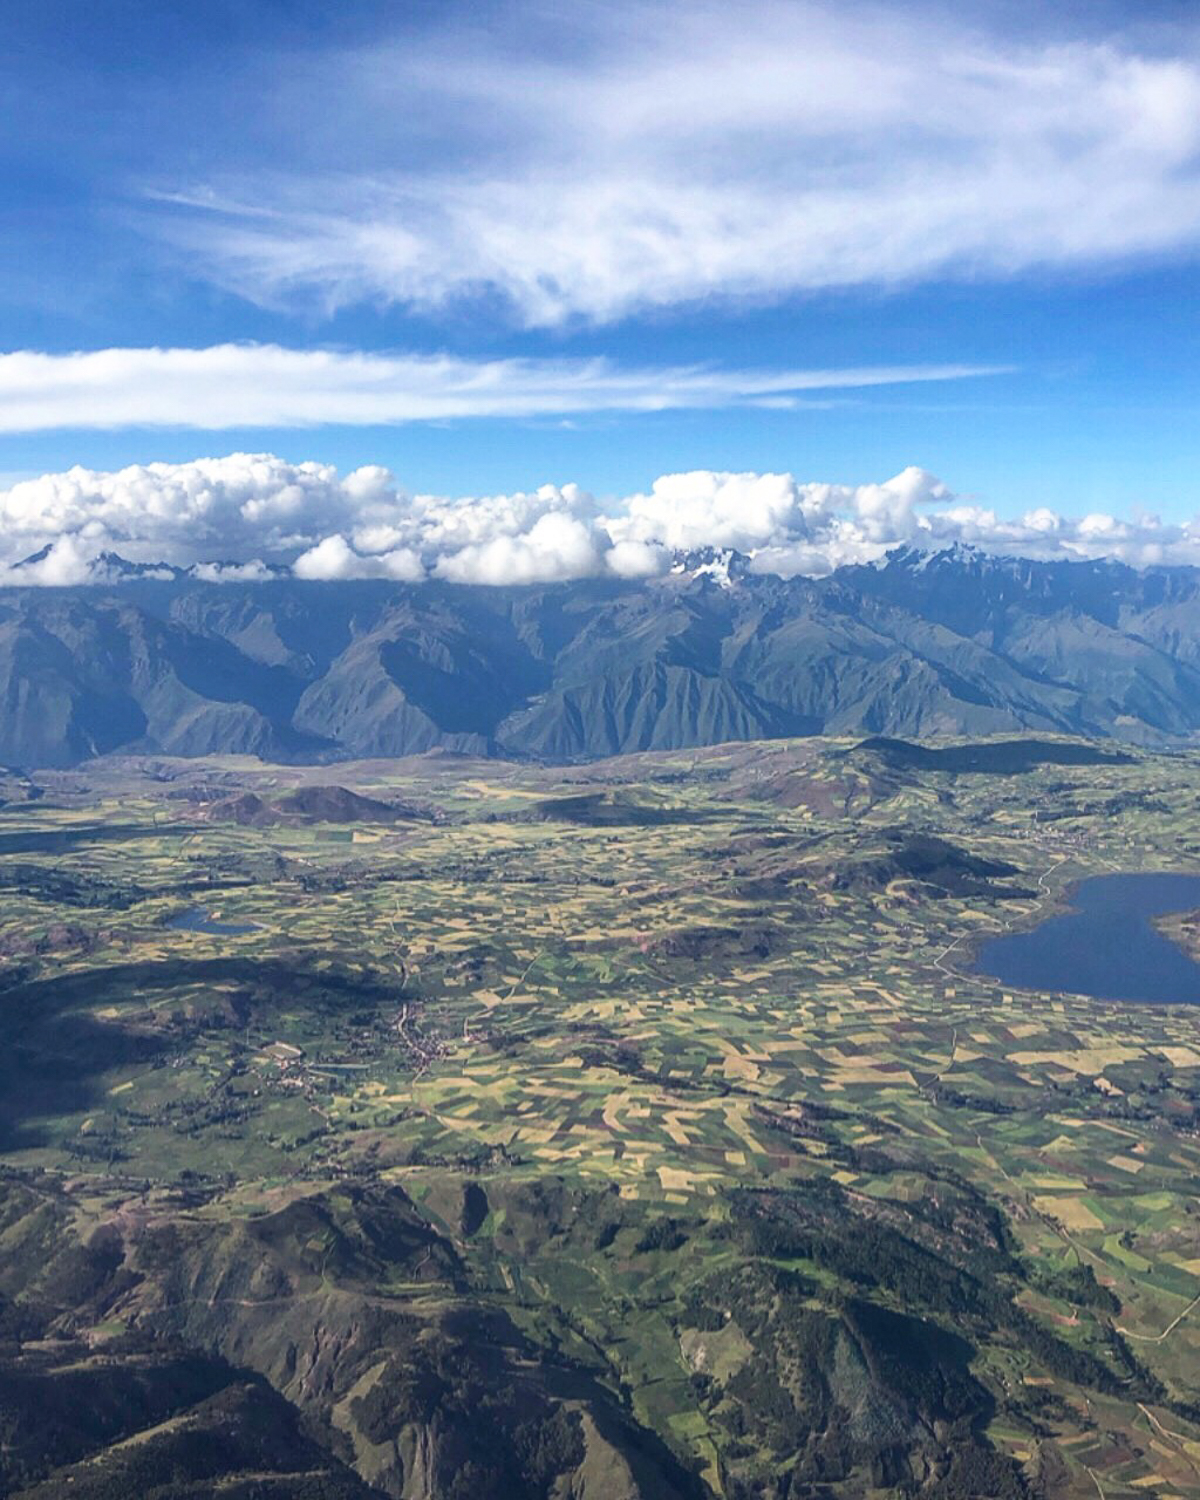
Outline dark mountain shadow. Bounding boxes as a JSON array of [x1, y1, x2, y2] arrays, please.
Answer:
[[0, 825, 193, 856], [851, 736, 1134, 774], [0, 957, 404, 1151]]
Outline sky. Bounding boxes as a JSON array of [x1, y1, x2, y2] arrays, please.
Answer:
[[3, 0, 1200, 581]]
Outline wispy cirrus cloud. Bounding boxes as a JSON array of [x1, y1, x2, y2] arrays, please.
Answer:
[[0, 344, 1003, 431], [152, 2, 1200, 325]]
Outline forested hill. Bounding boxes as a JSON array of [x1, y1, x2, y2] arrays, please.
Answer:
[[4, 543, 1200, 767]]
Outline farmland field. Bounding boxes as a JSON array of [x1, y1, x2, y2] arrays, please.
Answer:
[[3, 735, 1200, 1499]]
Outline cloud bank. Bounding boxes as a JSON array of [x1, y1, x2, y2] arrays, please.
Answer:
[[0, 345, 999, 431], [157, 2, 1200, 324], [3, 452, 1200, 587]]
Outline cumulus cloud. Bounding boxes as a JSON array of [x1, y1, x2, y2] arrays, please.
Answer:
[[602, 466, 955, 567], [0, 536, 103, 588], [2, 451, 1200, 587], [0, 453, 369, 561], [293, 533, 424, 582], [434, 512, 606, 586], [606, 539, 669, 579], [0, 345, 1000, 432], [155, 2, 1200, 325], [189, 559, 279, 583]]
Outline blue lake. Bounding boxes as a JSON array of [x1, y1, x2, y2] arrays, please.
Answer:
[[974, 873, 1200, 1004]]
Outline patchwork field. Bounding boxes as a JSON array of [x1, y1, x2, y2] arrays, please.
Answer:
[[2, 736, 1200, 1498]]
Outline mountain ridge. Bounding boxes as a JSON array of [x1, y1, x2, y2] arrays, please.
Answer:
[[4, 546, 1200, 767]]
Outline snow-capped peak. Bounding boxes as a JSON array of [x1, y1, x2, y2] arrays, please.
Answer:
[[668, 546, 751, 588]]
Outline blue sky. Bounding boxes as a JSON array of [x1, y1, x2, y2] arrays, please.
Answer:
[[2, 0, 1200, 580]]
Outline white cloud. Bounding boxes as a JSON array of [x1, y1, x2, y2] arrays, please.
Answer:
[[434, 512, 606, 586], [3, 451, 1200, 586], [610, 471, 810, 555], [0, 537, 99, 588], [0, 345, 1000, 431], [293, 533, 424, 582], [154, 2, 1200, 325], [602, 465, 951, 559], [0, 452, 368, 560], [606, 539, 668, 579], [189, 559, 278, 583]]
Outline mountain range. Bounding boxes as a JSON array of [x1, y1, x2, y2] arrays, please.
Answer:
[[5, 543, 1200, 768]]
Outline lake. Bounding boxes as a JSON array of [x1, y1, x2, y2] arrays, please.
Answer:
[[973, 872, 1200, 1004], [168, 907, 258, 936]]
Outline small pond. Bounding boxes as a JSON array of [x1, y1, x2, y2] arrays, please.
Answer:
[[973, 873, 1200, 1004], [167, 907, 258, 936]]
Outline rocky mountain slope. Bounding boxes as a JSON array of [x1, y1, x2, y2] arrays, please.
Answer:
[[4, 545, 1200, 767]]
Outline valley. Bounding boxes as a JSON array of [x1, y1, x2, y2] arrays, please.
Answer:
[[1, 735, 1200, 1497]]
